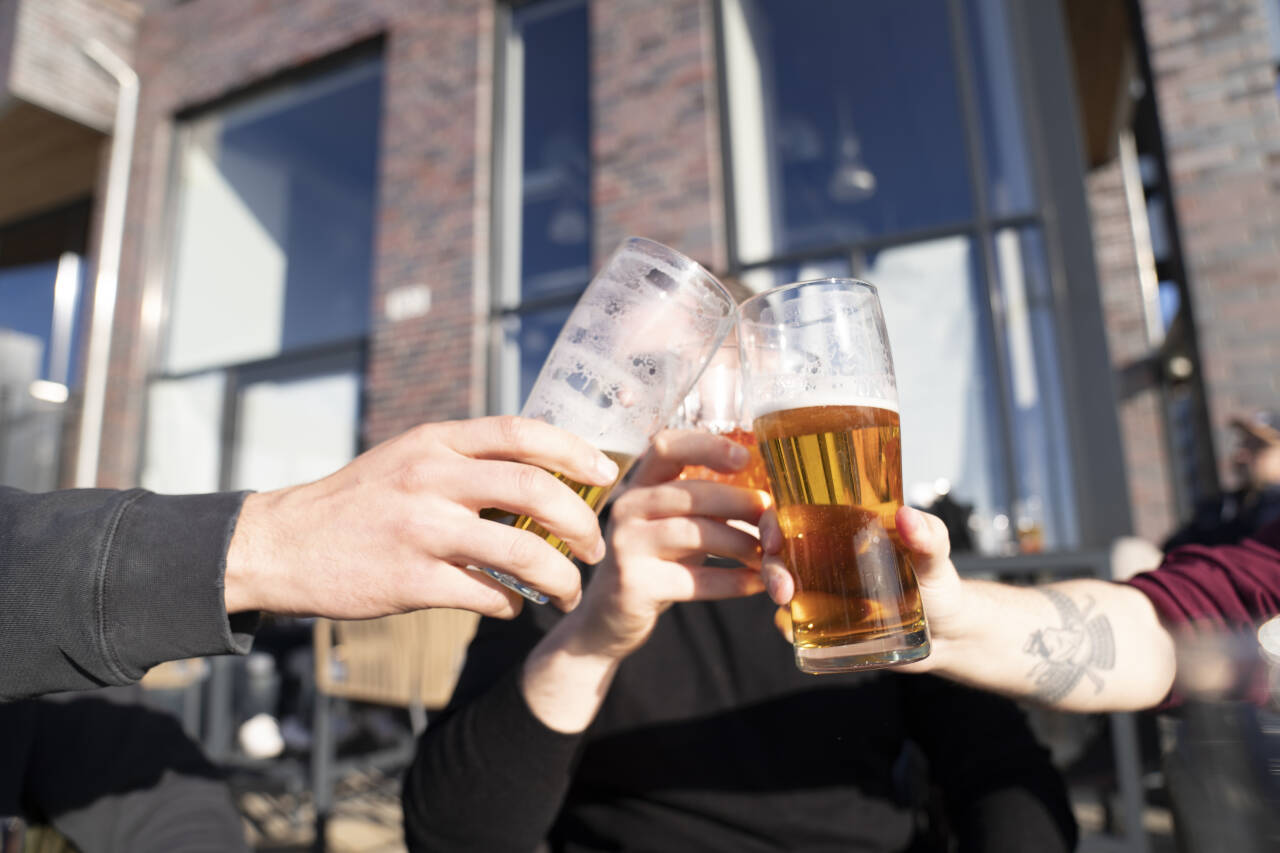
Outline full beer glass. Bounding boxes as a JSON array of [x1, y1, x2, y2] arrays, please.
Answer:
[[480, 238, 736, 603], [737, 279, 929, 673]]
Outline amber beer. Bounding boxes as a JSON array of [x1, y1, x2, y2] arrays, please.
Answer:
[[481, 449, 636, 555], [755, 401, 927, 672], [678, 427, 770, 492]]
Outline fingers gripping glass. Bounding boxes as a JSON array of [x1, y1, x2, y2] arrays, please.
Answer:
[[478, 238, 736, 603], [738, 278, 930, 673]]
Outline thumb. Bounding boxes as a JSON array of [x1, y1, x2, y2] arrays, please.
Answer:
[[896, 506, 956, 586]]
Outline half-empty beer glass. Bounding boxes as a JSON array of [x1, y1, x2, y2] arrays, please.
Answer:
[[738, 278, 929, 673], [480, 237, 736, 603]]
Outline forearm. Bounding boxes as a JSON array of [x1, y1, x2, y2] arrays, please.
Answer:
[[0, 487, 254, 699], [521, 608, 627, 733], [927, 578, 1176, 712]]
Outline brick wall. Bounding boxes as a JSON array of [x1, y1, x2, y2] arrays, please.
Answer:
[[1087, 160, 1179, 542], [96, 0, 493, 486], [590, 0, 726, 272], [1138, 0, 1280, 481], [5, 0, 139, 132]]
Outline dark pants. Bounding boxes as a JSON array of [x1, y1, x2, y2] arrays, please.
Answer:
[[0, 690, 248, 853]]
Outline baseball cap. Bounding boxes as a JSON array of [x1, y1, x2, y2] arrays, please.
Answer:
[[1230, 410, 1280, 446]]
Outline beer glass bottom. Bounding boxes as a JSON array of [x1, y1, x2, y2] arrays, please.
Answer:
[[794, 626, 931, 674]]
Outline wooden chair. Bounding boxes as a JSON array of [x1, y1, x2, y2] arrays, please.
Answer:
[[310, 608, 478, 849]]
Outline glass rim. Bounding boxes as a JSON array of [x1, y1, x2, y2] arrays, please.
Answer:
[[739, 277, 880, 323], [615, 236, 735, 315]]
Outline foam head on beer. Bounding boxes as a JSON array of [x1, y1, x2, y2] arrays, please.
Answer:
[[738, 278, 929, 673]]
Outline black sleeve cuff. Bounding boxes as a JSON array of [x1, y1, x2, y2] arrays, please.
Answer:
[[101, 490, 259, 682]]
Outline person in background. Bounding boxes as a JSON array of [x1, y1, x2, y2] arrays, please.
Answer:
[[1, 415, 617, 701], [1164, 411, 1280, 551], [403, 430, 1077, 853]]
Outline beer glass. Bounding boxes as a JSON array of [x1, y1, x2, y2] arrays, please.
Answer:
[[480, 238, 736, 603], [673, 334, 770, 491], [737, 278, 929, 673]]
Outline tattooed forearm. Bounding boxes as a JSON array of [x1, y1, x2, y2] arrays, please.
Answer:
[[1023, 588, 1116, 704]]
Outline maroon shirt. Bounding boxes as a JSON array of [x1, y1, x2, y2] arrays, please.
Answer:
[[1126, 518, 1280, 705]]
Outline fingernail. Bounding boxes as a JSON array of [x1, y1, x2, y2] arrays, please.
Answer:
[[728, 444, 749, 468], [590, 539, 607, 563], [596, 454, 620, 484]]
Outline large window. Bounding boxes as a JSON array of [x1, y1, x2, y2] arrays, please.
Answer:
[[491, 0, 592, 414], [721, 0, 1076, 553], [142, 51, 383, 493]]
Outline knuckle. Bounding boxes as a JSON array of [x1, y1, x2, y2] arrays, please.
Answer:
[[511, 462, 548, 502], [655, 516, 700, 547], [493, 415, 530, 453], [398, 460, 436, 494], [650, 430, 676, 459]]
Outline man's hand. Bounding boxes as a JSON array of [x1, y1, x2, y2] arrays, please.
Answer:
[[567, 430, 769, 659], [759, 505, 1176, 710], [759, 505, 983, 671], [521, 430, 769, 732], [223, 416, 619, 620]]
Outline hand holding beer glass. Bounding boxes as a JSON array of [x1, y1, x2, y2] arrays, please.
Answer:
[[738, 279, 929, 673], [480, 238, 736, 603], [673, 334, 770, 492]]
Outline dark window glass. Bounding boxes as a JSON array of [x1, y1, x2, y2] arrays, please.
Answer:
[[514, 304, 574, 405], [166, 56, 382, 373], [725, 0, 972, 262], [518, 2, 592, 302], [962, 0, 1035, 216]]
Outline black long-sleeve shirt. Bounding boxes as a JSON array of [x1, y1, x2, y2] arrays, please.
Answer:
[[0, 486, 256, 700], [404, 591, 1077, 852]]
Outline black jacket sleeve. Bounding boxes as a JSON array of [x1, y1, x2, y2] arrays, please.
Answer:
[[402, 608, 584, 853], [0, 486, 257, 700], [903, 675, 1078, 853]]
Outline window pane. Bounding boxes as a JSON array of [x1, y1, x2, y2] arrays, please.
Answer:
[[0, 257, 84, 384], [231, 370, 360, 491], [517, 2, 592, 302], [740, 256, 852, 294], [865, 235, 1008, 554], [962, 0, 1035, 216], [166, 56, 382, 373], [992, 226, 1077, 550], [140, 372, 226, 494], [511, 304, 574, 411], [724, 0, 973, 263]]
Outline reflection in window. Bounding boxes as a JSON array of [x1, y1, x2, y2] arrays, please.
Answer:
[[723, 0, 973, 263], [147, 51, 382, 494], [866, 237, 1007, 550], [165, 56, 382, 374], [992, 227, 1077, 550], [961, 0, 1035, 216], [493, 0, 591, 414], [721, 0, 1078, 553], [517, 1, 592, 303]]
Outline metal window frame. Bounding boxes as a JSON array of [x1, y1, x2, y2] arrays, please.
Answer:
[[136, 47, 386, 489], [714, 0, 1132, 550]]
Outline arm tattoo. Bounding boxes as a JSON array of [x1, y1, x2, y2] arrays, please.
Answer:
[[1023, 588, 1116, 704]]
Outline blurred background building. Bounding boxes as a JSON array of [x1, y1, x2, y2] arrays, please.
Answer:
[[3, 0, 1278, 549], [2, 0, 1279, 847]]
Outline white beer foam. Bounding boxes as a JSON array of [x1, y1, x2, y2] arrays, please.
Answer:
[[752, 393, 900, 419]]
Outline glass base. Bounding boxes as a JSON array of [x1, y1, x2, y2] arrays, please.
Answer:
[[794, 626, 931, 674]]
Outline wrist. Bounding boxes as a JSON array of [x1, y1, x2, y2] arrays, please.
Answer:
[[920, 578, 996, 678], [224, 491, 278, 614], [521, 610, 626, 733]]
